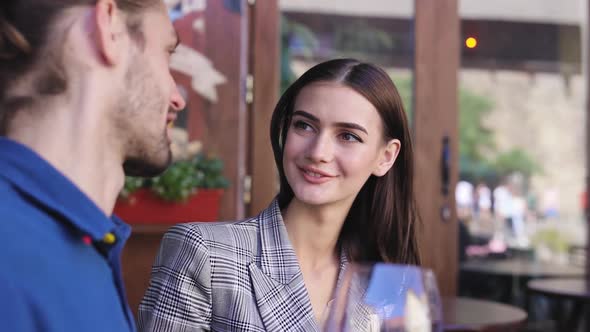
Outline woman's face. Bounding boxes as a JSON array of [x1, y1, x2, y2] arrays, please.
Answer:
[[283, 82, 400, 208]]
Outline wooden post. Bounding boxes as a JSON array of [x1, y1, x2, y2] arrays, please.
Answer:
[[247, 0, 280, 216], [586, 0, 590, 283], [414, 0, 460, 296], [203, 0, 249, 220]]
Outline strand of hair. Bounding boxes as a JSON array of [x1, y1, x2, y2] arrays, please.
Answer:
[[0, 19, 31, 60]]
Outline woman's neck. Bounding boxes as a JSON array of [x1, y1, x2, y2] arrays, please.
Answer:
[[282, 198, 350, 269]]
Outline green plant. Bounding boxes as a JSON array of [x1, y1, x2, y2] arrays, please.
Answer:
[[493, 148, 542, 178], [458, 87, 496, 164], [531, 229, 570, 254], [121, 155, 229, 203], [120, 176, 144, 199]]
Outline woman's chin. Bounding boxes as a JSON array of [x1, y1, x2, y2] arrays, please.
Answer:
[[293, 193, 332, 207]]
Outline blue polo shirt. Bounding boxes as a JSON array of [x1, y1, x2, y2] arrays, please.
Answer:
[[0, 138, 135, 332]]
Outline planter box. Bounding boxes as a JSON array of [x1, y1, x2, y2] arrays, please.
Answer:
[[114, 188, 223, 224]]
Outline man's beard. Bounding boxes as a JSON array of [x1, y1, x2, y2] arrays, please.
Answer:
[[118, 60, 173, 177], [121, 115, 173, 177], [123, 146, 172, 177]]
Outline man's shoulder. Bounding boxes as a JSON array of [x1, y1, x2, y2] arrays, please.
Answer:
[[0, 179, 56, 225], [0, 179, 18, 203], [0, 179, 78, 260], [0, 180, 44, 226], [0, 270, 39, 331]]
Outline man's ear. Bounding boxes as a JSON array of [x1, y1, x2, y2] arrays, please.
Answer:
[[373, 139, 401, 177], [92, 0, 126, 66]]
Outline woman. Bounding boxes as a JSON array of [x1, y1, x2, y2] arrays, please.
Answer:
[[138, 59, 421, 332]]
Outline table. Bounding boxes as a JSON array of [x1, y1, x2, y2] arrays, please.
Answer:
[[460, 258, 585, 306], [442, 297, 527, 332], [461, 259, 585, 278], [527, 278, 590, 332]]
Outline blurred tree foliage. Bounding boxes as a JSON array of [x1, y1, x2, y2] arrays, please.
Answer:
[[493, 148, 541, 177], [281, 16, 395, 93], [333, 19, 395, 54], [281, 16, 318, 93]]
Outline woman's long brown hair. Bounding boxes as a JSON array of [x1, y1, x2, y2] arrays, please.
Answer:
[[270, 58, 421, 265]]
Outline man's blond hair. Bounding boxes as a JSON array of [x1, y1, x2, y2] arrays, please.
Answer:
[[0, 0, 160, 133]]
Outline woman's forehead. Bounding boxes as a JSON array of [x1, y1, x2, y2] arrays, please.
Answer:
[[294, 83, 378, 120]]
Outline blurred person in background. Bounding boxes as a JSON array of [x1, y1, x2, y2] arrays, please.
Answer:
[[511, 189, 528, 244], [0, 0, 185, 331], [493, 181, 513, 235], [476, 182, 492, 221], [541, 187, 560, 220], [456, 179, 474, 222]]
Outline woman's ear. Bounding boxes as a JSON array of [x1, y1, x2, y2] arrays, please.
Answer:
[[373, 139, 401, 177]]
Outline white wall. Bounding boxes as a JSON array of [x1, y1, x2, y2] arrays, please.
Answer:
[[280, 0, 586, 25]]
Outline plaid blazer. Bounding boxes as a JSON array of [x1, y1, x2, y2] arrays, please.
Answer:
[[137, 200, 374, 332]]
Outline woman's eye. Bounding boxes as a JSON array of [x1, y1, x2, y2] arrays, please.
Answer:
[[341, 132, 361, 142], [294, 121, 313, 131]]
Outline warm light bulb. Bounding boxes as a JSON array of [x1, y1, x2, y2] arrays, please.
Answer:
[[465, 37, 478, 49]]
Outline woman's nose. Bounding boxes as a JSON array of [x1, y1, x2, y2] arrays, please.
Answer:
[[306, 133, 334, 163]]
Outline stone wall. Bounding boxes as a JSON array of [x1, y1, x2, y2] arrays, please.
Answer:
[[460, 69, 586, 219]]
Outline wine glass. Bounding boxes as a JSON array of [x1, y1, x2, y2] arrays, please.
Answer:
[[323, 263, 442, 332]]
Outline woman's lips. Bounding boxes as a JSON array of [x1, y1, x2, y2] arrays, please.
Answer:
[[299, 166, 336, 184]]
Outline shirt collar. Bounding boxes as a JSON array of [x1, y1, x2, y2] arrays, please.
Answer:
[[0, 138, 125, 241]]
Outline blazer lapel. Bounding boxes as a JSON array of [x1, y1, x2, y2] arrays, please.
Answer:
[[327, 254, 377, 332], [344, 279, 375, 331], [249, 200, 319, 332]]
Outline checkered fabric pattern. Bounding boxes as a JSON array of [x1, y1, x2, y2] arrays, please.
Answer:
[[137, 200, 373, 332]]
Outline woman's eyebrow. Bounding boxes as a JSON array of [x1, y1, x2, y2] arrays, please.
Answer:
[[334, 122, 368, 135], [293, 110, 319, 122], [292, 110, 368, 134]]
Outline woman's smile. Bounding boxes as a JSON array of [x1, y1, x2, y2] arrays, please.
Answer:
[[299, 165, 337, 184]]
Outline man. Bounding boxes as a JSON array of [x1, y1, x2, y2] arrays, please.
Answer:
[[0, 0, 185, 331]]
